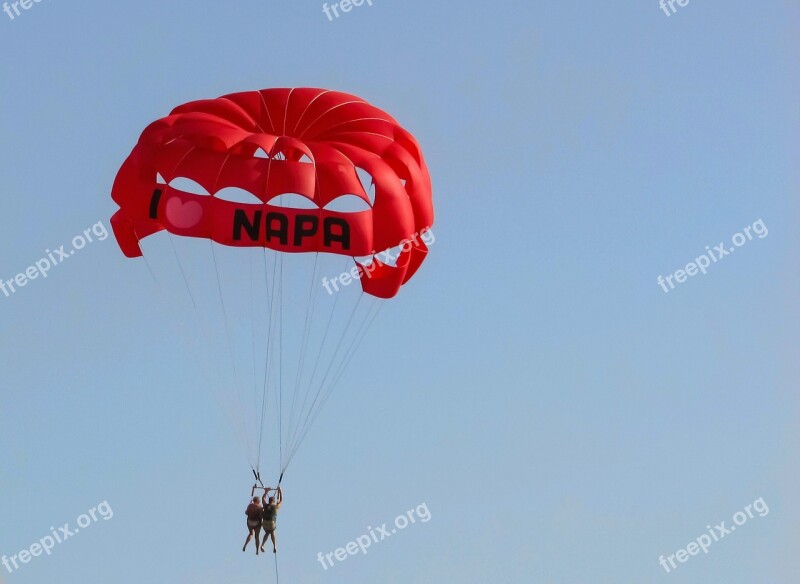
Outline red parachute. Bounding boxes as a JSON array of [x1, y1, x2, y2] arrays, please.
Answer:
[[110, 87, 434, 484], [111, 87, 434, 298]]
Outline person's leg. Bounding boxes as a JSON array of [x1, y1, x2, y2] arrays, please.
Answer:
[[243, 527, 255, 552], [260, 530, 273, 552], [259, 530, 268, 552], [270, 531, 277, 553], [255, 527, 262, 555]]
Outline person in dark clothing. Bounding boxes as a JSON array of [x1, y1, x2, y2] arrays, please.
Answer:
[[260, 487, 283, 554]]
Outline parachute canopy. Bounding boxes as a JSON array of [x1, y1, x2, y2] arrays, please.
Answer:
[[111, 87, 434, 298]]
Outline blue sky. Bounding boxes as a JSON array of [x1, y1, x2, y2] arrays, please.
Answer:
[[1, 1, 799, 583]]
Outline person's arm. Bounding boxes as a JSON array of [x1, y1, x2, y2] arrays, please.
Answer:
[[277, 486, 283, 508]]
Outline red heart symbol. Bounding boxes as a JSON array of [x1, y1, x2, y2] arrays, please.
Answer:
[[165, 198, 204, 229]]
